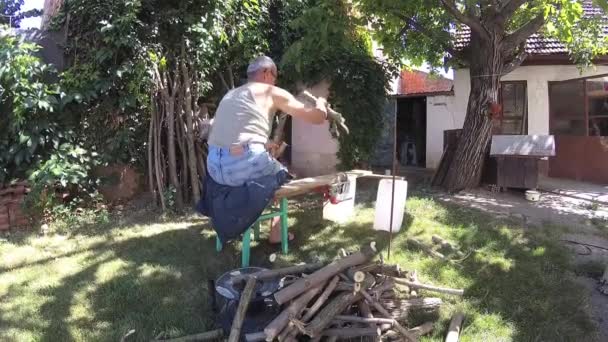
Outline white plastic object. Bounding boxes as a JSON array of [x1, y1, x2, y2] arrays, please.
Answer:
[[525, 190, 540, 202], [323, 175, 357, 224], [373, 179, 408, 232]]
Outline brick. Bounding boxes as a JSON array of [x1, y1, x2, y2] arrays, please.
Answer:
[[0, 222, 9, 231]]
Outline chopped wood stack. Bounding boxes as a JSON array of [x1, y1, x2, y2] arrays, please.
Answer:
[[237, 242, 465, 342]]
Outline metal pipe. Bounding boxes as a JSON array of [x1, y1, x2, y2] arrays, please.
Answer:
[[388, 101, 397, 260]]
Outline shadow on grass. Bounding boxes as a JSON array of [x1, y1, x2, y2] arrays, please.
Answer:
[[403, 196, 598, 341], [0, 181, 600, 341]]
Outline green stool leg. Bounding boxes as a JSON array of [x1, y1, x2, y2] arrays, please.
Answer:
[[253, 221, 260, 241], [216, 236, 222, 252], [242, 228, 252, 267], [280, 198, 289, 254]]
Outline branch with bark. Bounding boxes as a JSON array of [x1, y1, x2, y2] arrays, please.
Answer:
[[440, 0, 490, 40], [503, 13, 545, 51]]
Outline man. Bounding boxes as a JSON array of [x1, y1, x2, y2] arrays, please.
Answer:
[[204, 55, 328, 243], [207, 55, 328, 187]]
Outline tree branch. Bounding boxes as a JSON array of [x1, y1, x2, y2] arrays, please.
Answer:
[[440, 0, 490, 40], [503, 13, 545, 50], [499, 0, 532, 17], [396, 15, 459, 57], [502, 41, 528, 75]]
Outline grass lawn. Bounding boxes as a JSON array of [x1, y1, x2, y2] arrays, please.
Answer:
[[0, 179, 600, 342]]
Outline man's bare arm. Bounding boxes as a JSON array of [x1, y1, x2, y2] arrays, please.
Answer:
[[272, 87, 327, 124]]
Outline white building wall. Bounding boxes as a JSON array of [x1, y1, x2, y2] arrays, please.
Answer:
[[291, 81, 339, 177], [425, 64, 608, 169], [426, 95, 459, 169]]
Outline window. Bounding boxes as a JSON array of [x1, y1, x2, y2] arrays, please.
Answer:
[[496, 81, 528, 135], [549, 76, 608, 137], [549, 80, 586, 136], [586, 77, 608, 136]]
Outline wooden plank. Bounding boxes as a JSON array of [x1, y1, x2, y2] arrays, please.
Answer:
[[275, 170, 372, 199]]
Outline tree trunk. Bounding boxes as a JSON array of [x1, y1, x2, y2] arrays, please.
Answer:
[[148, 93, 157, 199], [165, 73, 184, 210], [433, 31, 502, 192], [181, 54, 201, 204], [153, 95, 166, 210], [176, 95, 189, 203]]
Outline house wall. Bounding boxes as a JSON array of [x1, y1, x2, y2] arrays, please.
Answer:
[[425, 65, 608, 169], [426, 95, 459, 169], [291, 81, 339, 177]]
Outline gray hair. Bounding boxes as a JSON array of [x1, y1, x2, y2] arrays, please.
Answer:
[[247, 55, 276, 78]]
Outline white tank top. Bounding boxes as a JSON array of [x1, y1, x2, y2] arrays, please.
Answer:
[[208, 83, 275, 147]]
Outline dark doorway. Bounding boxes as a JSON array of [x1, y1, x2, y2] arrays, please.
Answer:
[[396, 97, 427, 167]]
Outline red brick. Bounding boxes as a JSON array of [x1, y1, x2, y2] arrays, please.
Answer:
[[0, 222, 9, 231]]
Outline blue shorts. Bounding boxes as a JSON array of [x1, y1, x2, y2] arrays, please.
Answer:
[[207, 143, 286, 187]]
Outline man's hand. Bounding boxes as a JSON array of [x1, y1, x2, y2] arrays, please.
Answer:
[[265, 141, 280, 156]]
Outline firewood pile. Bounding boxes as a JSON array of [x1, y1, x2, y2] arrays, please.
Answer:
[[154, 241, 465, 342], [238, 242, 463, 342]]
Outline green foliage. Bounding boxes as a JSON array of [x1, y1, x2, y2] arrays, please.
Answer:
[[356, 0, 608, 71], [50, 0, 151, 167], [0, 28, 62, 183], [24, 142, 100, 221], [280, 0, 394, 169], [49, 0, 274, 168], [0, 0, 42, 28]]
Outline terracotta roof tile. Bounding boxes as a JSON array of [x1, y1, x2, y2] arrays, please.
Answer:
[[398, 70, 453, 95]]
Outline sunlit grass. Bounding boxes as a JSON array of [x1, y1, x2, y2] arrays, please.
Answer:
[[0, 182, 600, 341]]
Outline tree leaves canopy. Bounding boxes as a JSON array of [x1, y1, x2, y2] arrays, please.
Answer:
[[356, 0, 608, 70]]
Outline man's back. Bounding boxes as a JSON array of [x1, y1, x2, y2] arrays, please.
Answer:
[[208, 83, 275, 147]]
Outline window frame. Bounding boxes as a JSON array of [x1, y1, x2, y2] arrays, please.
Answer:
[[549, 74, 608, 137], [496, 80, 528, 135]]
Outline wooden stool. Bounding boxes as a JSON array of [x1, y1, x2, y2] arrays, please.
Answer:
[[215, 197, 289, 267]]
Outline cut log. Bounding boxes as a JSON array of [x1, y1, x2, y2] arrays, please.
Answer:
[[244, 332, 266, 342], [393, 277, 464, 296], [411, 322, 434, 337], [154, 329, 224, 342], [333, 316, 395, 325], [228, 277, 257, 342], [321, 327, 381, 338], [380, 298, 443, 319], [445, 312, 465, 342], [280, 276, 341, 341], [264, 283, 326, 341], [407, 238, 445, 259], [274, 242, 377, 305], [352, 262, 404, 278], [359, 300, 373, 318], [232, 262, 325, 284], [384, 322, 433, 340], [301, 291, 363, 337], [410, 271, 418, 297], [360, 289, 417, 342], [302, 276, 340, 321]]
